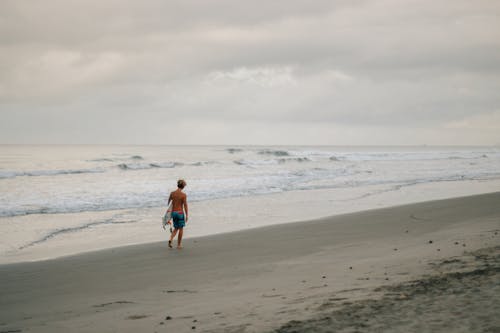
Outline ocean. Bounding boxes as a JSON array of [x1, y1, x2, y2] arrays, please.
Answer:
[[1, 145, 500, 263]]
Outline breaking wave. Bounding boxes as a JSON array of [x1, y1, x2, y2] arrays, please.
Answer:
[[89, 155, 144, 162], [1, 159, 216, 179], [258, 149, 290, 157], [0, 168, 105, 179], [234, 157, 311, 166], [226, 148, 244, 154], [116, 162, 183, 170], [2, 146, 499, 220], [2, 167, 500, 218]]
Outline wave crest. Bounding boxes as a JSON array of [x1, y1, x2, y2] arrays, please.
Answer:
[[116, 162, 181, 170], [0, 168, 104, 179], [226, 148, 244, 154], [258, 149, 290, 157]]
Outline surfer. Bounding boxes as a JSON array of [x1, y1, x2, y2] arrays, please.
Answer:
[[168, 179, 189, 249]]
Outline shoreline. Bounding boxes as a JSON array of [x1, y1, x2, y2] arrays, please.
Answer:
[[3, 181, 500, 265], [1, 192, 499, 332]]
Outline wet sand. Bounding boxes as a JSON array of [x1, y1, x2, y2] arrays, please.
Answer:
[[1, 192, 499, 333]]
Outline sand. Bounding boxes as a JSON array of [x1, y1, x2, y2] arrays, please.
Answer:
[[275, 246, 500, 333], [1, 192, 499, 333]]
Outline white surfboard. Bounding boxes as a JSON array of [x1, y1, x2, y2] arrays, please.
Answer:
[[162, 202, 173, 232]]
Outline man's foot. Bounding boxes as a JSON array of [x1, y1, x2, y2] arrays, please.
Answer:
[[168, 240, 173, 248], [177, 246, 183, 249]]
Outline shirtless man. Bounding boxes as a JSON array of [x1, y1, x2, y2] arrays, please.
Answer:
[[168, 179, 189, 249]]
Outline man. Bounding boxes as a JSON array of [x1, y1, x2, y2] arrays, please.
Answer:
[[168, 179, 189, 249]]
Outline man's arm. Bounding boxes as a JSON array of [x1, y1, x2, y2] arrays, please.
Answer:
[[168, 193, 172, 206], [183, 195, 189, 222]]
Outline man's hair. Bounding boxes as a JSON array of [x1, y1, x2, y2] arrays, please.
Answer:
[[177, 179, 186, 189]]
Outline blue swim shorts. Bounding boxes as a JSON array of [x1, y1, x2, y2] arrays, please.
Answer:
[[172, 211, 185, 229]]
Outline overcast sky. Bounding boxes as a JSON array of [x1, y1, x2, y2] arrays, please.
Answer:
[[1, 0, 499, 145]]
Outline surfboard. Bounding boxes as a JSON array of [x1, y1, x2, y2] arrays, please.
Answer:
[[162, 202, 173, 232]]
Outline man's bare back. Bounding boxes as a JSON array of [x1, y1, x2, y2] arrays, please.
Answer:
[[169, 189, 187, 213]]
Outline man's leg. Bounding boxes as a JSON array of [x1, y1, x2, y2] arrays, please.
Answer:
[[177, 228, 183, 249], [169, 229, 178, 248]]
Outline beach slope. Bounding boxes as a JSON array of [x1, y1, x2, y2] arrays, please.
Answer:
[[1, 192, 499, 332]]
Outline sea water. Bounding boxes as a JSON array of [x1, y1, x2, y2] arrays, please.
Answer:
[[1, 145, 499, 263]]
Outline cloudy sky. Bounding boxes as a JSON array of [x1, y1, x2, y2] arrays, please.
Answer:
[[1, 0, 499, 145]]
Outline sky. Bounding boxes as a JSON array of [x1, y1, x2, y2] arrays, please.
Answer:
[[1, 0, 500, 145]]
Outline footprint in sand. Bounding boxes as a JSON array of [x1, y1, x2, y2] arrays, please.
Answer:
[[126, 315, 149, 320], [163, 289, 197, 294], [92, 300, 134, 308]]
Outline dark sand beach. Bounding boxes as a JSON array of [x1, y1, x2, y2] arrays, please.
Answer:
[[1, 192, 499, 333], [274, 246, 500, 333]]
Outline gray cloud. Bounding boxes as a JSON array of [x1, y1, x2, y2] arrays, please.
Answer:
[[1, 0, 500, 144]]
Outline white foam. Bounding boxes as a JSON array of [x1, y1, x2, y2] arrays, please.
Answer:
[[1, 145, 500, 261]]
